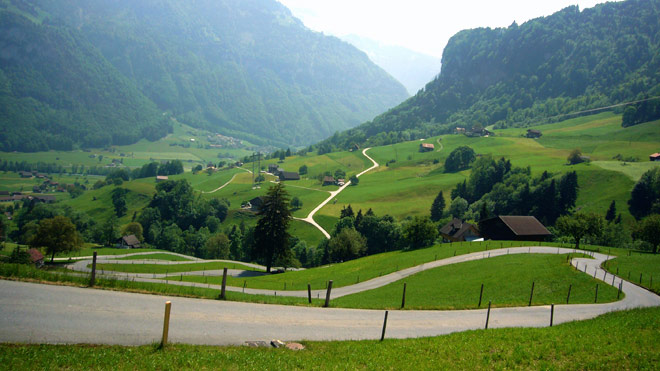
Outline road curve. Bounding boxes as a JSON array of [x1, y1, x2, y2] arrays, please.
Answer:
[[2, 247, 659, 346], [297, 148, 379, 238]]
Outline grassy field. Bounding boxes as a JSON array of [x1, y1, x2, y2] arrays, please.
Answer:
[[115, 253, 194, 261], [604, 253, 660, 294], [333, 254, 619, 310], [94, 261, 263, 274], [1, 306, 658, 370], [55, 247, 163, 259]]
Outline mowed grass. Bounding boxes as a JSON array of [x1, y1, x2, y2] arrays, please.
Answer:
[[94, 261, 263, 274], [114, 253, 193, 261], [604, 253, 660, 294], [55, 247, 163, 259], [2, 307, 659, 370], [176, 241, 569, 292], [333, 254, 619, 310]]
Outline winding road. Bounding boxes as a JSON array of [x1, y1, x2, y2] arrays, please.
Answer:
[[2, 246, 659, 346], [297, 148, 379, 238]]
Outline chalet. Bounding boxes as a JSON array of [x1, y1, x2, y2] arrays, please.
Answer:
[[323, 176, 335, 186], [419, 143, 435, 152], [28, 248, 44, 268], [279, 172, 300, 181], [479, 216, 551, 242], [249, 196, 264, 212], [268, 164, 279, 174], [19, 171, 33, 178], [526, 129, 542, 138], [439, 218, 481, 242], [650, 153, 660, 161], [117, 235, 141, 249], [156, 175, 169, 183]]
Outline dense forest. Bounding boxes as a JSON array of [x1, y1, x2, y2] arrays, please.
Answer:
[[0, 0, 407, 151], [320, 0, 660, 150]]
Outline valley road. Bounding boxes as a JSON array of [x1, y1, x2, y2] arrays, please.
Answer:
[[2, 247, 659, 346]]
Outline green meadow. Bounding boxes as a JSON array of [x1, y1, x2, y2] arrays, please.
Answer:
[[333, 254, 619, 310]]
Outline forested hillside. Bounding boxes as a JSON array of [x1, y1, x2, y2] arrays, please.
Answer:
[[0, 0, 407, 151], [321, 0, 660, 150]]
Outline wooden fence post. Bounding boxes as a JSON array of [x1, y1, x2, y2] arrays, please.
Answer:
[[324, 280, 333, 307], [478, 283, 484, 307], [380, 311, 389, 341], [401, 283, 407, 309], [89, 251, 97, 287], [307, 283, 312, 304], [550, 304, 554, 327], [219, 267, 228, 300], [485, 301, 492, 329], [566, 284, 572, 304], [594, 284, 599, 303], [529, 281, 535, 306], [161, 301, 172, 347]]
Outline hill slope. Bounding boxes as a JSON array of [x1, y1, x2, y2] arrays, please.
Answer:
[[0, 0, 408, 151], [322, 0, 660, 149]]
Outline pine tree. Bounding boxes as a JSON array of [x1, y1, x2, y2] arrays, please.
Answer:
[[254, 183, 291, 272], [605, 200, 617, 222], [430, 191, 446, 222]]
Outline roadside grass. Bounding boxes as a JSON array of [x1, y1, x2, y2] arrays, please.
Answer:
[[603, 253, 660, 294], [1, 306, 658, 370], [333, 254, 620, 310], [114, 253, 193, 262], [288, 219, 326, 247], [94, 261, 263, 274]]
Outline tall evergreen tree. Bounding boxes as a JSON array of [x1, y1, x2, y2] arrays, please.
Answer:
[[430, 191, 446, 222], [605, 200, 617, 222], [254, 183, 292, 273]]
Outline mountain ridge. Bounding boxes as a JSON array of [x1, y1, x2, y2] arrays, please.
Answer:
[[0, 0, 408, 151]]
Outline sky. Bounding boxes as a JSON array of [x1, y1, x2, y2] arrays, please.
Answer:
[[278, 0, 608, 58]]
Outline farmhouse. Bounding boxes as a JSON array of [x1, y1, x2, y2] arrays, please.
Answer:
[[156, 175, 169, 183], [439, 218, 481, 242], [479, 216, 551, 242], [249, 196, 264, 211], [19, 171, 33, 178], [117, 235, 141, 249], [268, 164, 279, 174], [526, 129, 542, 138], [279, 172, 300, 181], [419, 143, 435, 152], [650, 153, 660, 161], [28, 248, 44, 268], [323, 176, 335, 186]]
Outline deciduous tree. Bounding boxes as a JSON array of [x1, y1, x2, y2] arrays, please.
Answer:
[[30, 216, 83, 262]]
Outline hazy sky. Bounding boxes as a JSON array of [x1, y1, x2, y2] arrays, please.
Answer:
[[278, 0, 608, 58]]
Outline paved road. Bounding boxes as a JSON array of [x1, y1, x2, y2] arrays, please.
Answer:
[[2, 247, 659, 346]]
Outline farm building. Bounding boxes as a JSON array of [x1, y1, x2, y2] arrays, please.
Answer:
[[156, 175, 169, 183], [419, 143, 435, 152], [479, 216, 551, 242], [249, 196, 265, 211], [526, 129, 542, 138], [439, 218, 481, 242], [650, 153, 660, 161], [268, 164, 279, 173], [19, 171, 33, 178], [323, 176, 335, 186], [28, 248, 44, 268], [117, 235, 141, 249], [279, 172, 300, 181]]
